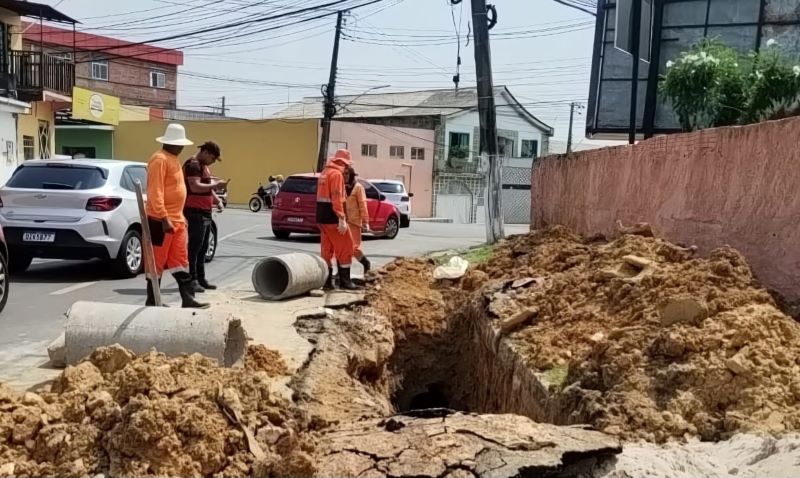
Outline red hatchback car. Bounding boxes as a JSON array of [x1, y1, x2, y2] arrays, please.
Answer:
[[271, 174, 401, 240]]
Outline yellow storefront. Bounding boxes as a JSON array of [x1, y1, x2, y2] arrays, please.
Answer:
[[113, 119, 319, 205]]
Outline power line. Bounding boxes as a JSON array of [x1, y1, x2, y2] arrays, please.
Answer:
[[72, 0, 388, 62]]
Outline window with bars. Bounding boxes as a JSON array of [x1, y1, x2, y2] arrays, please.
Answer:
[[361, 144, 377, 158], [22, 135, 34, 161], [150, 70, 166, 88], [38, 120, 50, 159], [411, 147, 425, 160], [521, 139, 539, 159], [389, 146, 404, 159], [91, 60, 108, 81]]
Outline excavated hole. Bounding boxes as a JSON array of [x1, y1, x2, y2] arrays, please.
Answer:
[[385, 304, 581, 426]]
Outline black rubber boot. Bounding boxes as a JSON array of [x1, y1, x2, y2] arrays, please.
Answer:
[[338, 267, 360, 291], [359, 256, 372, 273], [323, 268, 335, 291], [191, 279, 205, 294], [198, 278, 217, 290], [145, 280, 155, 306], [175, 272, 210, 309], [145, 279, 168, 307]]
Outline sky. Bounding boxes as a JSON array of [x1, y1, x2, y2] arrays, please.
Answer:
[[39, 0, 605, 146]]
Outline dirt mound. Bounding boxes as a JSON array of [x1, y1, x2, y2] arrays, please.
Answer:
[[0, 346, 311, 478], [367, 258, 448, 336], [246, 345, 289, 377], [368, 227, 800, 443]]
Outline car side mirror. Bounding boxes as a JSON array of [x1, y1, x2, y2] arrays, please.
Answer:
[[379, 194, 387, 201], [408, 192, 414, 198]]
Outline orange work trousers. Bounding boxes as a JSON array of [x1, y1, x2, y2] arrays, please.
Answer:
[[152, 221, 189, 276], [349, 224, 364, 259], [320, 223, 353, 267]]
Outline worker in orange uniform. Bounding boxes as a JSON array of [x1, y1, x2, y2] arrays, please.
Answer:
[[344, 166, 371, 273], [316, 149, 358, 291], [145, 123, 209, 309]]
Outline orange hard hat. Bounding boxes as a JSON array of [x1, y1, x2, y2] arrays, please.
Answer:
[[333, 149, 352, 164]]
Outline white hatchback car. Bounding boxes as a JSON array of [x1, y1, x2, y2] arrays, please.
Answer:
[[0, 159, 150, 276], [369, 179, 413, 228]]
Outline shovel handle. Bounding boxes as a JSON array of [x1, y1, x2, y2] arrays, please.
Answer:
[[134, 180, 162, 307]]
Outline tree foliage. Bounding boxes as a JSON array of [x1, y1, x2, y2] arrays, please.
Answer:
[[659, 39, 800, 131]]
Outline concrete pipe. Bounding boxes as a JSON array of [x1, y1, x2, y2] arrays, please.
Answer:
[[63, 301, 247, 367], [252, 252, 328, 300]]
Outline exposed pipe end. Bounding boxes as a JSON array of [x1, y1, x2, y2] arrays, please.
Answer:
[[252, 257, 293, 300]]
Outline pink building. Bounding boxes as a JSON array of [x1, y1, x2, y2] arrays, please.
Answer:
[[328, 121, 434, 217]]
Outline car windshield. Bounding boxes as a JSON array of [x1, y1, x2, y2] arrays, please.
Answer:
[[280, 177, 317, 194], [373, 182, 405, 194], [6, 165, 108, 190]]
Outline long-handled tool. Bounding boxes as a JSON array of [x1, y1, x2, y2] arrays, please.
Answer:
[[134, 179, 161, 306], [48, 180, 248, 368]]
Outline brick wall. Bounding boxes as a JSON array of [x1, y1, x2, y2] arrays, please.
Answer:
[[36, 45, 178, 108], [532, 116, 800, 303]]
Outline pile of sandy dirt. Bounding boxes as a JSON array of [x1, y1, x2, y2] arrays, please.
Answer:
[[368, 226, 800, 443], [246, 344, 290, 376], [367, 258, 448, 336], [0, 345, 311, 478]]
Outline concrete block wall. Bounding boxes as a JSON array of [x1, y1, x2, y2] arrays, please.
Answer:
[[532, 116, 800, 302]]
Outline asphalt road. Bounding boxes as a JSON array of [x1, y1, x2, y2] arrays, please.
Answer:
[[0, 208, 528, 351]]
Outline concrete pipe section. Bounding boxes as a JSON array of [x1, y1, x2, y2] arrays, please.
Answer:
[[252, 253, 328, 301], [63, 301, 247, 367]]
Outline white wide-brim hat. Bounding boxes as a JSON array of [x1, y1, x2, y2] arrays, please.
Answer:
[[156, 123, 194, 146]]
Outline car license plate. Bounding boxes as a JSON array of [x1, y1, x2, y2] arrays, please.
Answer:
[[287, 217, 303, 223], [23, 232, 55, 243]]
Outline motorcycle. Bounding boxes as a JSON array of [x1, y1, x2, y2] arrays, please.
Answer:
[[215, 186, 228, 208], [249, 184, 273, 212]]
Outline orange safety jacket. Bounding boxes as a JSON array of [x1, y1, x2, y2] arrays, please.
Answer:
[[316, 157, 348, 224], [146, 150, 187, 224], [345, 182, 369, 227]]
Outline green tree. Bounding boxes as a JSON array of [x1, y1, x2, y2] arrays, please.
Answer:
[[659, 39, 747, 131], [660, 38, 800, 131], [744, 40, 800, 123]]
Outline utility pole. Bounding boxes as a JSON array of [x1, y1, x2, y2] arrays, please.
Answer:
[[566, 102, 583, 154], [317, 11, 344, 172], [221, 96, 226, 117], [465, 0, 503, 244], [629, 0, 642, 145]]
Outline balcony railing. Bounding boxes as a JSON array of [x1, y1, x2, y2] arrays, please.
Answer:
[[7, 51, 74, 101]]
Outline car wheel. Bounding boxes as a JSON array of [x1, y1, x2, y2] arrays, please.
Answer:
[[0, 250, 9, 314], [249, 197, 262, 213], [8, 252, 33, 275], [400, 215, 410, 228], [383, 216, 400, 240], [273, 229, 291, 239], [114, 229, 143, 278], [205, 224, 217, 263]]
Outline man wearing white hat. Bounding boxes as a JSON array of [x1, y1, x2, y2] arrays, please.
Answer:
[[145, 123, 208, 308]]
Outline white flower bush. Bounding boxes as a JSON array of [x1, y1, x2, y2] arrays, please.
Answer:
[[660, 38, 800, 130]]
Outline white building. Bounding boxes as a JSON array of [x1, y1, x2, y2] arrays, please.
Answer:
[[0, 98, 30, 185], [277, 86, 554, 224]]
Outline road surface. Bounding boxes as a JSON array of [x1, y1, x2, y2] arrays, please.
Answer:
[[0, 208, 528, 386]]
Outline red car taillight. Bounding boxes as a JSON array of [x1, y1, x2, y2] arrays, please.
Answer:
[[86, 196, 122, 211]]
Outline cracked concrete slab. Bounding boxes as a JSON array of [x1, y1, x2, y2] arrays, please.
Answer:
[[315, 412, 621, 478]]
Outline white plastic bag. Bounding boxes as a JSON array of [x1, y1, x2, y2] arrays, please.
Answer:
[[433, 256, 469, 280]]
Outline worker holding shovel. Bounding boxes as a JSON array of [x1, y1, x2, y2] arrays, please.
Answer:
[[145, 123, 209, 309]]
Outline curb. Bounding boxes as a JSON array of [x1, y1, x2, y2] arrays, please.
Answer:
[[412, 218, 454, 224]]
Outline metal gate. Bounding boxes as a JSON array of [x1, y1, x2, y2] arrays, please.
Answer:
[[435, 194, 473, 224]]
